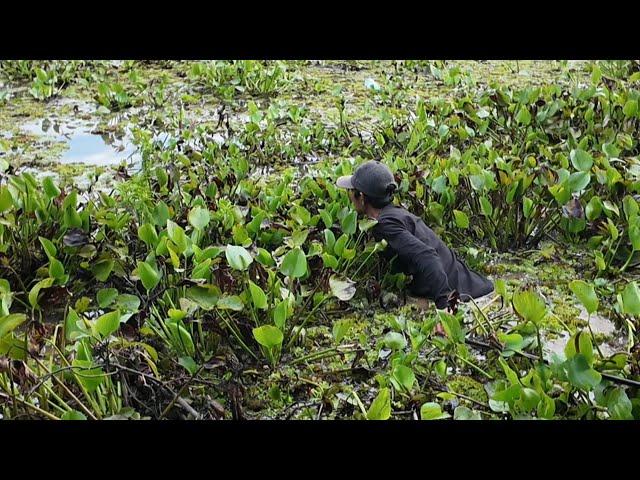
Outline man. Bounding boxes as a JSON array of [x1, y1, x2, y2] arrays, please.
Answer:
[[336, 160, 494, 313]]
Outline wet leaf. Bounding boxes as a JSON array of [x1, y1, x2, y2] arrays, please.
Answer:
[[249, 280, 268, 310], [569, 280, 598, 314], [420, 402, 451, 420], [367, 388, 391, 420], [280, 247, 307, 278], [225, 245, 253, 271], [512, 288, 547, 325], [329, 275, 356, 301], [97, 288, 118, 308], [253, 325, 283, 348], [136, 260, 161, 291]]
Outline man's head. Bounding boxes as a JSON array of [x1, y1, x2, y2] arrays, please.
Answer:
[[336, 160, 397, 214]]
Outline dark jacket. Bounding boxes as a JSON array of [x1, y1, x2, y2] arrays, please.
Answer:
[[372, 204, 494, 309]]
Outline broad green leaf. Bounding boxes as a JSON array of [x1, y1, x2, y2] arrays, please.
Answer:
[[253, 325, 283, 348], [138, 223, 158, 247], [93, 310, 121, 338], [280, 247, 307, 278], [167, 220, 189, 253], [217, 295, 244, 311], [621, 282, 640, 315], [568, 171, 591, 193], [383, 332, 407, 350], [273, 300, 288, 330], [110, 295, 138, 314], [188, 206, 211, 231], [623, 99, 638, 118], [61, 410, 87, 420], [516, 107, 531, 125], [329, 274, 356, 301], [512, 288, 547, 325], [570, 149, 594, 172], [72, 359, 104, 393], [420, 402, 451, 420], [0, 186, 14, 212], [225, 245, 253, 271], [249, 280, 268, 310], [537, 394, 556, 419], [322, 253, 338, 270], [92, 259, 114, 282], [332, 318, 352, 343], [97, 288, 119, 308], [136, 261, 161, 291], [28, 277, 55, 308], [178, 356, 198, 375], [39, 237, 57, 260], [341, 211, 357, 235], [43, 176, 61, 199], [392, 364, 415, 391], [453, 210, 469, 229], [49, 258, 65, 280], [585, 196, 602, 221], [453, 406, 482, 420], [569, 280, 598, 314], [607, 387, 633, 420], [567, 353, 602, 390], [0, 313, 27, 338], [367, 388, 391, 420], [438, 310, 465, 343]]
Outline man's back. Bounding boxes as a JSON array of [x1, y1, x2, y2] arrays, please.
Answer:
[[373, 204, 494, 306]]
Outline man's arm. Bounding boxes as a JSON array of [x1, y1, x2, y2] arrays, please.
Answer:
[[378, 216, 453, 308]]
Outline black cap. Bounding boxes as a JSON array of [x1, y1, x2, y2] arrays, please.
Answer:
[[336, 160, 397, 202]]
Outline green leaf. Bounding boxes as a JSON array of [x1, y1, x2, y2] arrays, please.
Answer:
[[607, 387, 633, 420], [0, 313, 27, 338], [367, 388, 391, 420], [273, 300, 288, 330], [49, 258, 65, 280], [537, 394, 556, 419], [138, 223, 158, 247], [39, 237, 57, 259], [186, 285, 220, 310], [569, 280, 599, 314], [332, 318, 352, 344], [523, 197, 534, 218], [453, 406, 482, 420], [61, 410, 87, 420], [110, 295, 138, 313], [280, 247, 307, 278], [512, 288, 547, 325], [188, 206, 211, 231], [43, 176, 61, 199], [249, 280, 268, 310], [570, 149, 594, 172], [322, 253, 338, 270], [568, 171, 591, 193], [72, 359, 104, 393], [64, 308, 84, 341], [253, 325, 283, 349], [167, 220, 189, 253], [136, 261, 161, 291], [383, 332, 407, 350], [453, 210, 469, 229], [621, 282, 640, 316], [93, 310, 121, 338], [516, 107, 531, 125], [567, 353, 602, 390], [341, 211, 357, 235], [585, 196, 602, 221], [28, 277, 54, 308], [358, 218, 378, 232], [97, 288, 118, 308], [0, 186, 14, 212], [225, 245, 253, 271], [333, 234, 348, 257], [92, 259, 114, 282], [420, 402, 451, 420], [217, 295, 244, 311], [437, 310, 465, 343], [480, 196, 493, 216], [392, 364, 415, 391], [178, 356, 198, 375], [623, 99, 638, 118], [329, 274, 356, 301]]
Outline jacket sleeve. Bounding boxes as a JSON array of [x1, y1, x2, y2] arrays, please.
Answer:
[[378, 216, 453, 308]]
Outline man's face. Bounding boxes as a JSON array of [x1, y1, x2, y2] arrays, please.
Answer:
[[348, 190, 366, 215]]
